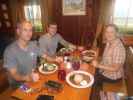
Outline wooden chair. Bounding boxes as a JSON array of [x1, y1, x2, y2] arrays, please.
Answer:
[[102, 45, 128, 96]]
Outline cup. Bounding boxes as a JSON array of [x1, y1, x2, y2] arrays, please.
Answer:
[[58, 70, 66, 81], [72, 61, 80, 70]]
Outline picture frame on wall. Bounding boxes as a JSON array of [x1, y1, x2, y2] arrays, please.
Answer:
[[62, 0, 86, 16]]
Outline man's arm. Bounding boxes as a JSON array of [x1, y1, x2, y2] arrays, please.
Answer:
[[8, 67, 32, 82], [58, 34, 76, 49], [3, 47, 32, 82], [38, 37, 49, 56]]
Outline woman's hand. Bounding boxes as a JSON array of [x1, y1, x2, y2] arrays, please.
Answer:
[[77, 46, 84, 51], [91, 60, 99, 68]]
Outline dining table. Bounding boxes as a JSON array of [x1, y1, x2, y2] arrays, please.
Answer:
[[11, 49, 96, 100]]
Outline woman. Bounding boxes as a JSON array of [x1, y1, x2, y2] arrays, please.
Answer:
[[90, 24, 126, 100]]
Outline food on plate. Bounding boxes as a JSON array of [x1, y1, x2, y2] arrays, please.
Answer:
[[74, 74, 83, 84], [80, 80, 88, 86], [81, 50, 96, 62], [66, 71, 94, 88], [82, 50, 96, 57], [42, 63, 56, 71], [39, 62, 58, 75], [82, 56, 93, 62], [70, 73, 90, 86], [57, 48, 73, 56]]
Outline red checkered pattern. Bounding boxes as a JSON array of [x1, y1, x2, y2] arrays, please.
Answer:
[[100, 39, 126, 80]]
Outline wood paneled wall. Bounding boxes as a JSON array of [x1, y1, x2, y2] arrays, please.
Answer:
[[53, 0, 100, 46], [0, 0, 13, 35]]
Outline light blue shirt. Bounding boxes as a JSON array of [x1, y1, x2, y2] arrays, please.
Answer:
[[39, 33, 69, 56], [4, 40, 39, 86]]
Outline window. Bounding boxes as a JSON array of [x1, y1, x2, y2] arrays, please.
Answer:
[[113, 0, 133, 35], [24, 4, 43, 32]]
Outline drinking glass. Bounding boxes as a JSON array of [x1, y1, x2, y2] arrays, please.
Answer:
[[72, 60, 80, 70], [58, 70, 66, 81]]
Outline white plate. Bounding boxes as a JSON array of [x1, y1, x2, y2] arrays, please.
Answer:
[[81, 50, 96, 62], [38, 63, 58, 75], [66, 70, 94, 88], [82, 50, 96, 56], [59, 47, 74, 53], [82, 56, 94, 62]]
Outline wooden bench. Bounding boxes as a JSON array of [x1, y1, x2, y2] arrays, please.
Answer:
[[103, 79, 127, 96], [0, 60, 9, 93]]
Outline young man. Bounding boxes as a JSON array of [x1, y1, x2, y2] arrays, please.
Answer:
[[4, 21, 39, 88], [39, 22, 77, 57], [90, 24, 126, 100]]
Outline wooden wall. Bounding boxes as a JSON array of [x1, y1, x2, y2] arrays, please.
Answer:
[[0, 0, 14, 35], [53, 0, 100, 47]]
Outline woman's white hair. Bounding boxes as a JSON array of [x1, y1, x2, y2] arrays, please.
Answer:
[[105, 24, 120, 37]]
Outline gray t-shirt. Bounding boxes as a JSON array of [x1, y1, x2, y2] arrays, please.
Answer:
[[4, 40, 39, 86], [39, 33, 69, 56]]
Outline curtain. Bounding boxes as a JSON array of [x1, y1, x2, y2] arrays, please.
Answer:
[[9, 0, 53, 36], [93, 0, 116, 47], [40, 0, 53, 33], [9, 0, 25, 29]]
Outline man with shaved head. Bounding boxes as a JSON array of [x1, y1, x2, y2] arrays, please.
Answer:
[[4, 20, 40, 88]]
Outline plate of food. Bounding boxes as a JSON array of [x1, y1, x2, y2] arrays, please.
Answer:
[[38, 63, 58, 74], [81, 50, 96, 62], [66, 70, 94, 88], [57, 47, 74, 56]]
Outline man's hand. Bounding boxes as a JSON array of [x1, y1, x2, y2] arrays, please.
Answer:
[[9, 68, 33, 82], [42, 54, 47, 59], [55, 56, 63, 63], [24, 75, 33, 82], [31, 72, 39, 82], [69, 44, 76, 50]]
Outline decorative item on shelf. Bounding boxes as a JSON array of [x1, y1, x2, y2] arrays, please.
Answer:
[[1, 4, 7, 10], [5, 21, 11, 28], [3, 13, 9, 19]]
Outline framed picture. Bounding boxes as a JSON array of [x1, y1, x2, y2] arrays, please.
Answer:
[[62, 0, 86, 16]]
